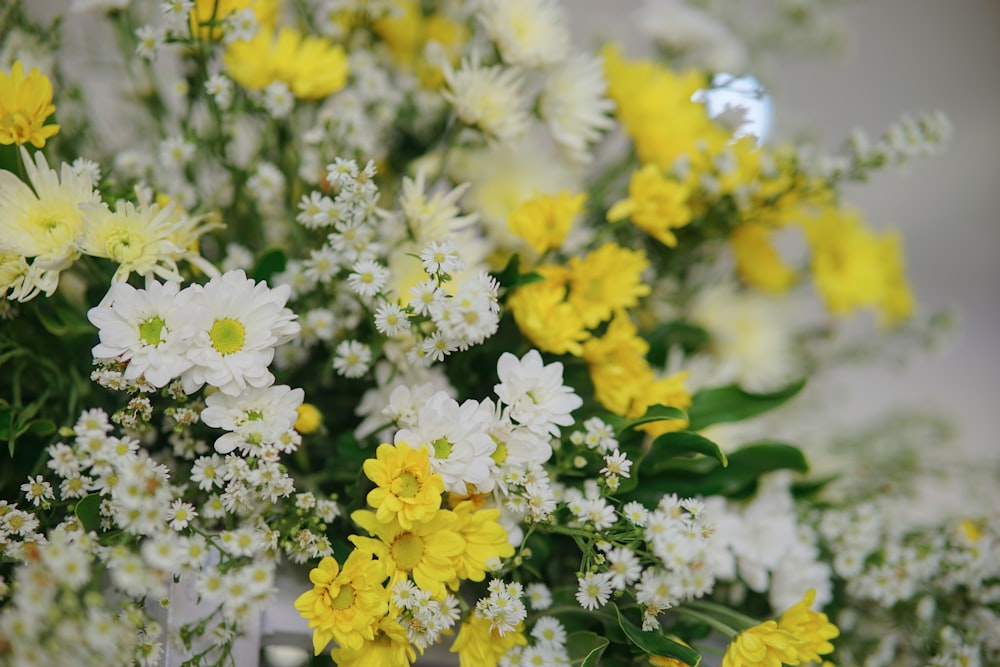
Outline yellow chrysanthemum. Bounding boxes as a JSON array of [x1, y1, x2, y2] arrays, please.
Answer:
[[450, 501, 514, 584], [80, 200, 186, 283], [607, 163, 693, 247], [602, 45, 726, 168], [350, 509, 464, 600], [451, 614, 527, 667], [363, 441, 445, 530], [567, 242, 651, 329], [720, 620, 801, 667], [874, 229, 915, 328], [507, 265, 590, 356], [0, 61, 59, 149], [223, 26, 349, 100], [507, 190, 585, 255], [777, 589, 839, 663], [372, 0, 424, 67], [294, 403, 322, 434], [330, 615, 417, 667], [730, 223, 797, 293], [293, 551, 390, 655]]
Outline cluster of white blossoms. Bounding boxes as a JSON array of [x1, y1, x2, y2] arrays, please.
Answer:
[[389, 580, 460, 651], [475, 579, 527, 637], [442, 0, 614, 163], [502, 615, 570, 667]]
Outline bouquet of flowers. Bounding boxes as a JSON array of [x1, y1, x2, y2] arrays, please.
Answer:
[[1, 1, 993, 666]]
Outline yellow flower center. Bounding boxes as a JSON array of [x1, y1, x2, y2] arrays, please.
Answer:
[[491, 441, 508, 464], [209, 318, 246, 355], [138, 316, 166, 345], [431, 437, 452, 459], [330, 584, 355, 610], [393, 472, 421, 499], [105, 228, 145, 264], [390, 532, 425, 571]]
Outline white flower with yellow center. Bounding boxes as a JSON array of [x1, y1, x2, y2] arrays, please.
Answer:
[[0, 147, 102, 301], [540, 53, 616, 164], [443, 56, 529, 142], [81, 200, 186, 283], [88, 279, 193, 388], [201, 384, 305, 454], [181, 270, 300, 396], [478, 0, 570, 69]]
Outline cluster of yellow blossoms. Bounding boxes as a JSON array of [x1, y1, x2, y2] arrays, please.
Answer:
[[722, 590, 839, 667], [603, 48, 915, 329], [0, 60, 58, 149], [295, 441, 515, 665]]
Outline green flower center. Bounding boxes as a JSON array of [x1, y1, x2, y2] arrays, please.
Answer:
[[431, 437, 452, 459], [330, 584, 355, 610], [393, 472, 420, 499], [138, 316, 166, 346], [390, 532, 425, 571], [209, 318, 245, 355], [105, 229, 144, 263]]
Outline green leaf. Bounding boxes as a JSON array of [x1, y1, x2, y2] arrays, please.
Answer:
[[251, 247, 287, 283], [495, 254, 545, 293], [567, 631, 610, 667], [75, 494, 103, 533], [34, 301, 94, 337], [615, 605, 701, 666], [686, 379, 806, 431], [649, 430, 728, 467], [612, 404, 687, 436]]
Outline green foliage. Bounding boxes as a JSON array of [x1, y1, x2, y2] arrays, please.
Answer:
[[615, 605, 702, 666], [567, 631, 610, 667], [686, 379, 806, 432]]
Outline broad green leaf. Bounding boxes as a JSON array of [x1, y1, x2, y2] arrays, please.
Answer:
[[649, 430, 728, 467], [252, 247, 287, 283], [567, 631, 609, 667], [686, 379, 806, 432], [615, 605, 701, 666], [613, 404, 688, 436], [75, 494, 103, 533]]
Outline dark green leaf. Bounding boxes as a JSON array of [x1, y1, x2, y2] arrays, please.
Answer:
[[686, 379, 806, 431], [615, 404, 687, 435], [649, 430, 728, 467], [615, 605, 701, 666], [567, 631, 610, 667], [252, 247, 287, 283], [75, 494, 103, 533]]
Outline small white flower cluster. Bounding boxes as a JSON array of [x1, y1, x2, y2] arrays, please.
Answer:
[[390, 580, 460, 651], [814, 502, 1000, 666], [502, 616, 570, 666], [476, 579, 527, 636]]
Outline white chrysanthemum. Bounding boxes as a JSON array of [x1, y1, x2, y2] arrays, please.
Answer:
[[201, 384, 305, 454], [181, 270, 300, 396], [80, 200, 186, 283], [687, 283, 800, 392], [478, 0, 570, 69], [394, 391, 497, 494], [494, 350, 581, 437], [87, 280, 193, 388], [540, 53, 616, 164], [0, 148, 102, 301], [443, 57, 529, 142], [636, 0, 747, 74], [399, 172, 478, 242]]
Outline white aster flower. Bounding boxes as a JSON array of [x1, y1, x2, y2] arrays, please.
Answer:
[[333, 340, 372, 378], [180, 270, 300, 396], [443, 57, 529, 142], [201, 384, 304, 454], [575, 572, 613, 610], [347, 259, 389, 297], [540, 53, 616, 164], [420, 239, 464, 276], [605, 547, 643, 590], [373, 301, 411, 336], [530, 615, 567, 649], [478, 0, 570, 69], [21, 475, 54, 507], [525, 583, 552, 610], [88, 280, 193, 388], [494, 350, 581, 437]]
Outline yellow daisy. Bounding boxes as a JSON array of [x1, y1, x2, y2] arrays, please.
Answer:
[[0, 60, 59, 148], [363, 441, 446, 530], [450, 501, 514, 584], [330, 615, 417, 667]]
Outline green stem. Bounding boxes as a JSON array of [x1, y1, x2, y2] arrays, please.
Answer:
[[674, 606, 740, 640]]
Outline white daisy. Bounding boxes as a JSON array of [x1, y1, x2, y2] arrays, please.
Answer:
[[540, 53, 616, 164], [200, 384, 305, 454], [332, 339, 372, 378], [180, 270, 299, 396], [373, 301, 411, 336], [88, 280, 193, 388], [575, 572, 613, 610], [443, 56, 529, 142], [478, 0, 570, 69], [494, 350, 582, 437]]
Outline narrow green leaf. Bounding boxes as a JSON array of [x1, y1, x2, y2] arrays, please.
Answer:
[[686, 379, 806, 431], [567, 631, 610, 667], [616, 404, 687, 435], [650, 430, 728, 467], [251, 247, 287, 283], [75, 494, 103, 533], [615, 605, 701, 666]]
